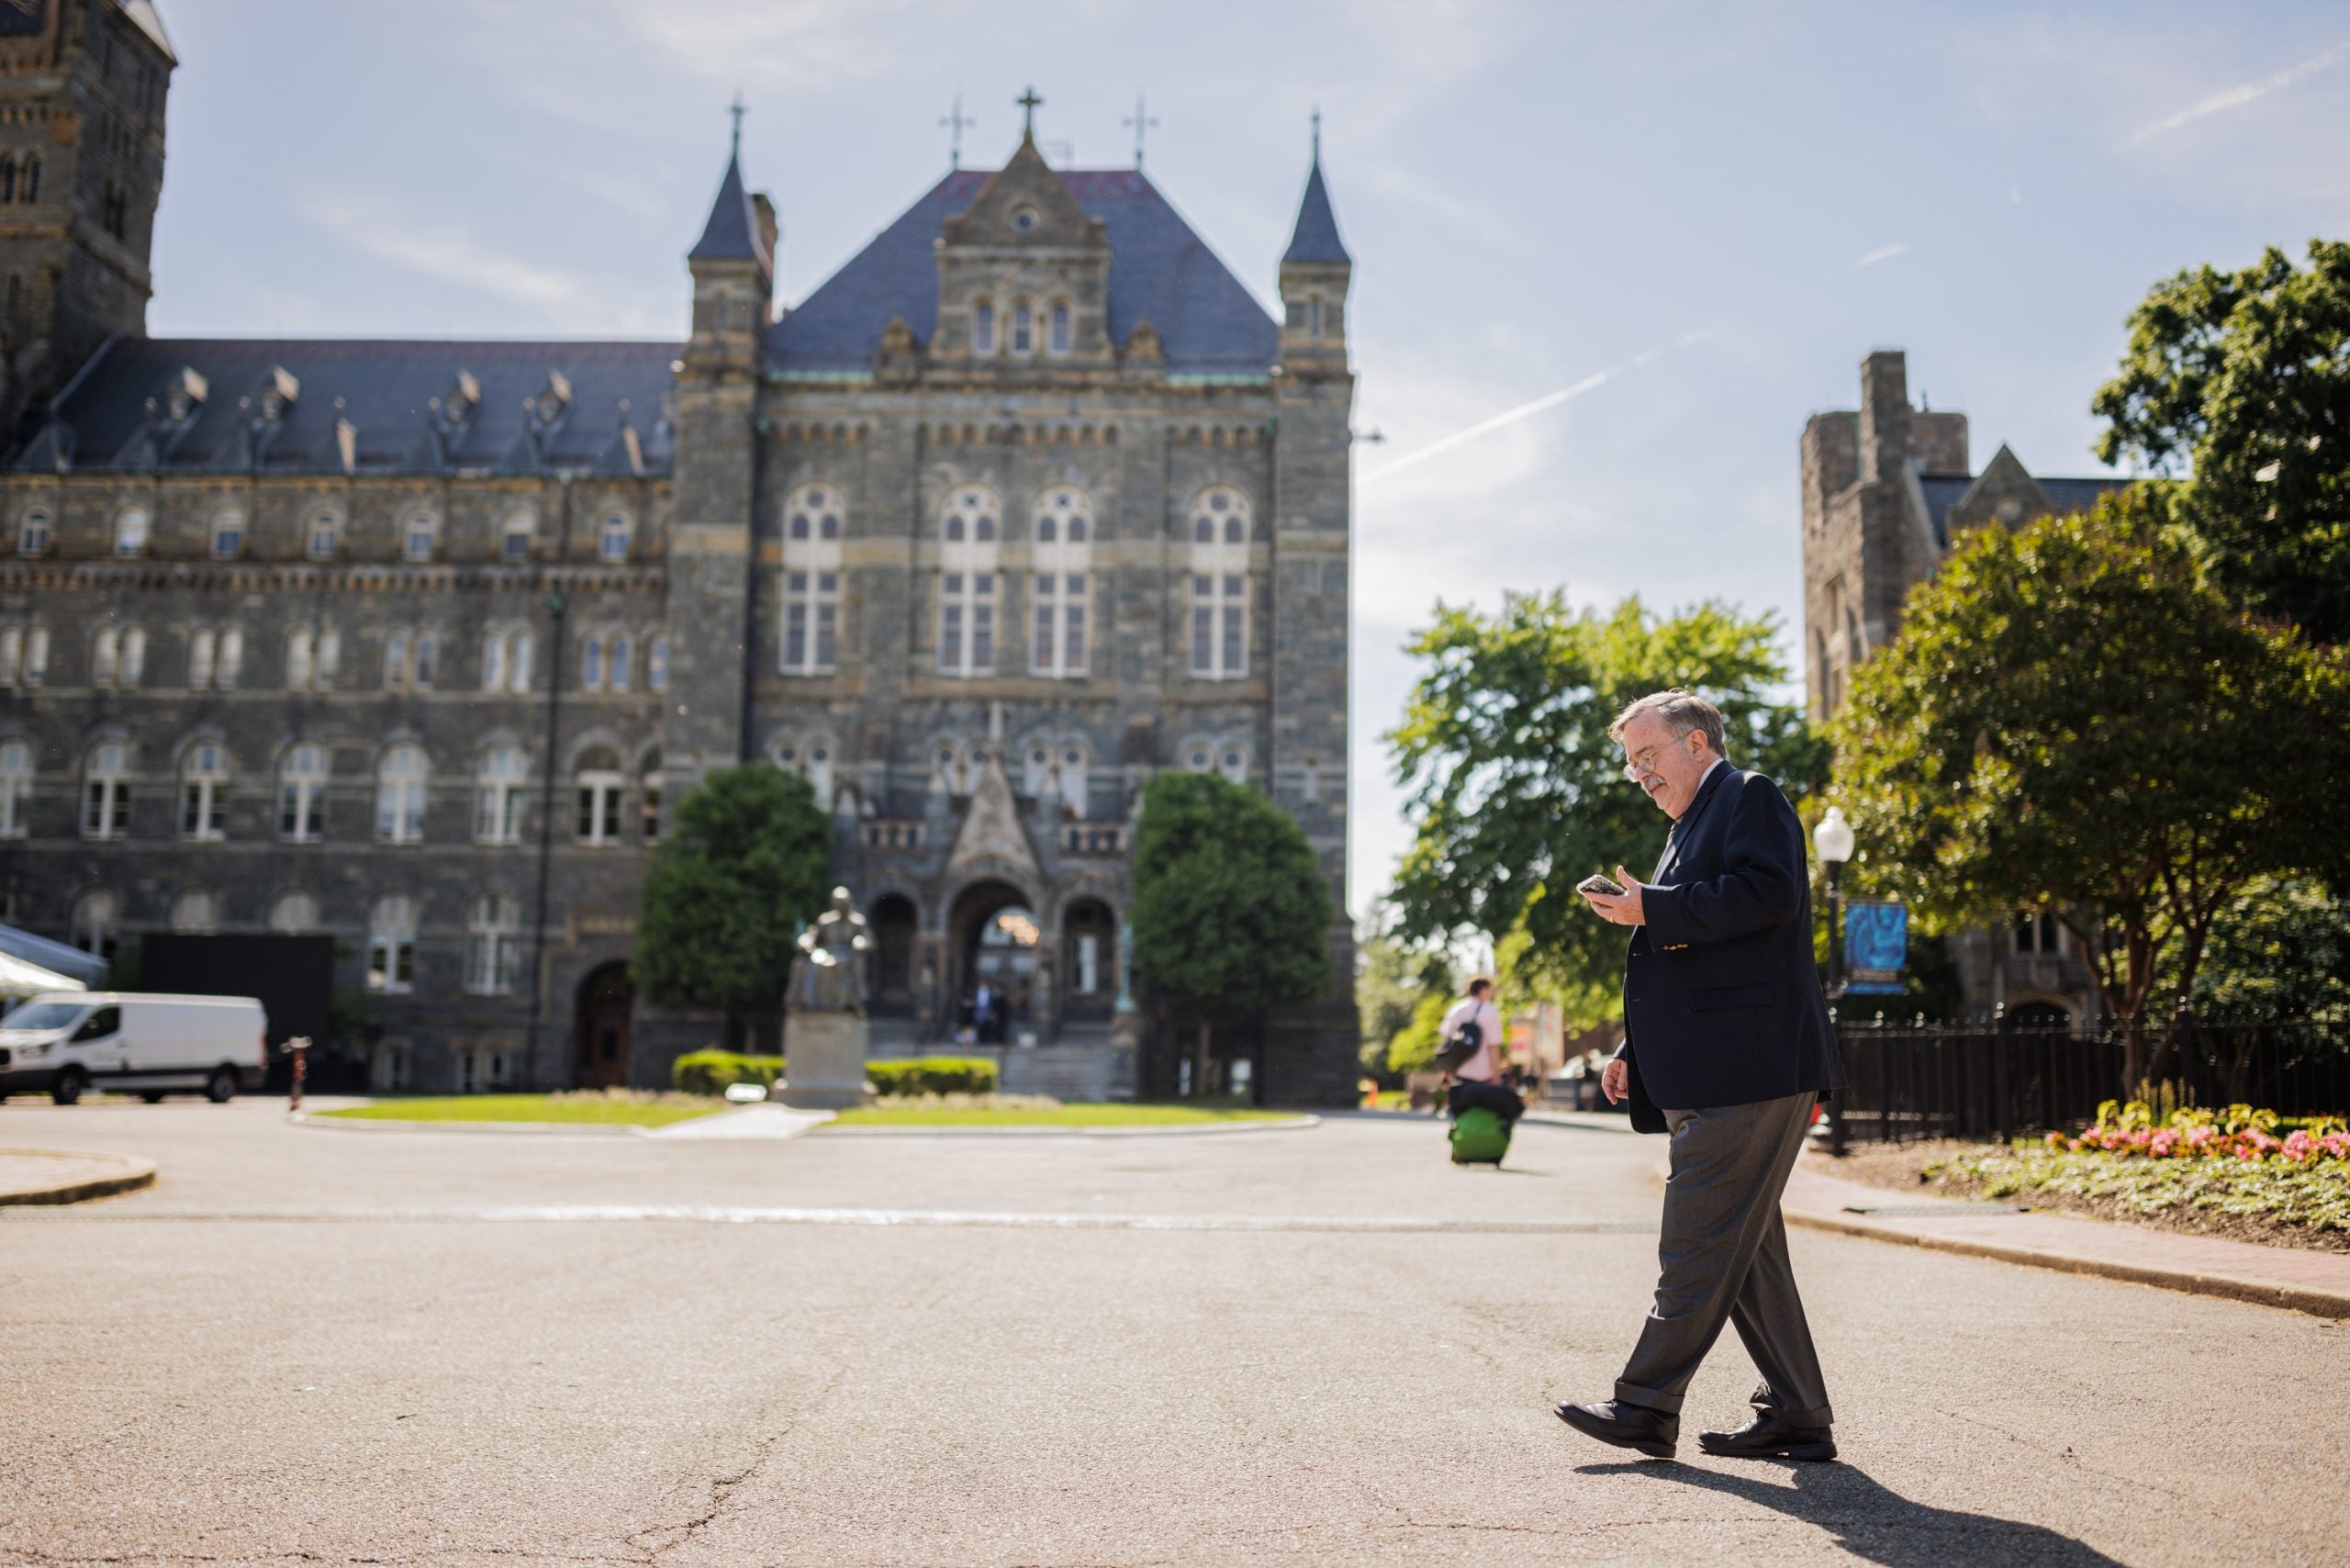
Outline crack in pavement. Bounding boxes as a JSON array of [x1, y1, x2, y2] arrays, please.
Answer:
[[618, 1370, 846, 1562]]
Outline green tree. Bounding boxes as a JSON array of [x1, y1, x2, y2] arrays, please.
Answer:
[[635, 765, 833, 1042], [1387, 592, 1826, 1016], [2092, 241, 2350, 644], [1830, 492, 2347, 1082], [1384, 991, 1452, 1078], [1130, 771, 1332, 1088], [2190, 878, 2350, 1021], [1355, 929, 1445, 1081]]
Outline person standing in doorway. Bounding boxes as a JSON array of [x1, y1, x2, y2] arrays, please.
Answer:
[[1555, 689, 1845, 1463]]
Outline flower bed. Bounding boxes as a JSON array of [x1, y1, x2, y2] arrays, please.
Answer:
[[2049, 1100, 2350, 1164]]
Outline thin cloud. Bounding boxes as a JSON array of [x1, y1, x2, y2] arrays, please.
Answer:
[[1359, 330, 1718, 487], [2125, 39, 2350, 144], [1855, 242, 1908, 268], [292, 186, 608, 322]]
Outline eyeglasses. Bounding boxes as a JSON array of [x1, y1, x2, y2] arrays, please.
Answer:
[[1621, 738, 1688, 782]]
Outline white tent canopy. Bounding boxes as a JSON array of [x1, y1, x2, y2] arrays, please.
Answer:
[[0, 949, 85, 1002]]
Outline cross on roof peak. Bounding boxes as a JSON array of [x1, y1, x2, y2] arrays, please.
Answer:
[[1017, 85, 1043, 138], [728, 91, 746, 154]]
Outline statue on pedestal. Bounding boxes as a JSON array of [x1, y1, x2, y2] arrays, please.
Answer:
[[788, 886, 870, 1017]]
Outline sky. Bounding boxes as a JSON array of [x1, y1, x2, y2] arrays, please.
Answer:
[[146, 2, 2350, 921]]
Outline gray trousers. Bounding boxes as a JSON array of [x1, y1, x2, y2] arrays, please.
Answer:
[[1615, 1092, 1833, 1429]]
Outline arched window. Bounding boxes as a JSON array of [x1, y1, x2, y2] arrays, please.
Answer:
[[119, 626, 144, 687], [498, 512, 534, 563], [188, 627, 216, 690], [1048, 301, 1071, 356], [402, 511, 438, 562], [482, 628, 532, 693], [375, 745, 428, 844], [22, 154, 39, 204], [180, 741, 228, 840], [575, 749, 623, 846], [209, 510, 243, 560], [640, 750, 665, 843], [973, 300, 997, 355], [781, 483, 843, 677], [465, 894, 520, 994], [366, 896, 416, 993], [18, 508, 50, 556], [279, 744, 327, 841], [218, 627, 243, 689], [72, 890, 118, 958], [113, 508, 148, 557], [0, 737, 29, 837], [1012, 301, 1034, 356], [598, 513, 630, 563], [286, 628, 313, 692], [0, 156, 14, 204], [1188, 487, 1251, 679], [83, 742, 129, 838], [579, 636, 603, 691], [1030, 485, 1092, 678], [771, 734, 835, 812], [647, 635, 669, 691], [0, 626, 15, 689], [1059, 740, 1091, 819], [385, 631, 409, 690], [270, 891, 319, 934], [928, 737, 972, 796], [476, 746, 526, 844], [284, 625, 335, 692], [171, 889, 218, 935], [304, 510, 339, 561], [936, 487, 1000, 677], [609, 635, 632, 691], [92, 626, 119, 687]]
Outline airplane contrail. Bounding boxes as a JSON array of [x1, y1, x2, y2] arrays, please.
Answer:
[[1359, 330, 1718, 487], [2126, 39, 2350, 145]]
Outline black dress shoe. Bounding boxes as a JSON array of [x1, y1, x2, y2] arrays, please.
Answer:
[[1696, 1413, 1838, 1462], [1554, 1399, 1677, 1460]]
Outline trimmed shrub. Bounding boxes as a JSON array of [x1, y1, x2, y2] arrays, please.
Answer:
[[673, 1049, 786, 1096], [867, 1056, 999, 1097]]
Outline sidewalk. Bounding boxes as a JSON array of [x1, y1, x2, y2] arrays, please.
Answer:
[[0, 1148, 156, 1205], [1784, 1149, 2350, 1320]]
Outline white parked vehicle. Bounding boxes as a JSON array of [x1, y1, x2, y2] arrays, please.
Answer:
[[0, 992, 268, 1104]]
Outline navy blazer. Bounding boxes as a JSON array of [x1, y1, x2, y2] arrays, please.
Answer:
[[1614, 764, 1845, 1135]]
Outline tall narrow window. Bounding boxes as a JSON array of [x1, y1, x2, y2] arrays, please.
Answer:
[[576, 767, 623, 846], [72, 890, 118, 958], [483, 629, 532, 692], [305, 511, 339, 561], [973, 300, 997, 355], [402, 512, 437, 562], [279, 744, 327, 841], [188, 628, 217, 690], [509, 632, 532, 691], [580, 637, 603, 691], [180, 742, 228, 839], [18, 508, 50, 556], [119, 627, 144, 687], [1187, 487, 1252, 679], [92, 626, 119, 687], [287, 628, 313, 691], [413, 633, 436, 689], [499, 514, 534, 563], [1030, 487, 1093, 678], [0, 625, 16, 688], [367, 897, 416, 994], [476, 747, 526, 844], [640, 752, 665, 843], [465, 895, 520, 993], [216, 627, 243, 689], [598, 514, 630, 563], [209, 510, 243, 560], [1012, 302, 1033, 355], [609, 635, 631, 691], [0, 739, 29, 837], [648, 636, 669, 691], [1048, 301, 1071, 355], [936, 488, 1000, 677], [114, 509, 149, 557], [21, 155, 39, 204], [780, 485, 844, 677], [385, 631, 409, 691], [375, 745, 427, 844], [83, 742, 129, 839]]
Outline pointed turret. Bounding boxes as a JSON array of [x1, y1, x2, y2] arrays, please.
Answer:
[[688, 145, 773, 276], [1277, 118, 1351, 374], [683, 113, 776, 379]]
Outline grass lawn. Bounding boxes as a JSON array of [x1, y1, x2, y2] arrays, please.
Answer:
[[318, 1094, 726, 1127], [827, 1103, 1304, 1128]]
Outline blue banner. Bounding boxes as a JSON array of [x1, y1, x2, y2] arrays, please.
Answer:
[[1842, 900, 1908, 995]]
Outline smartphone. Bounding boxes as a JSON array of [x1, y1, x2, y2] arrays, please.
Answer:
[[1576, 873, 1627, 898]]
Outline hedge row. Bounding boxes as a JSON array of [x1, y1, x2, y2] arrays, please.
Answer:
[[672, 1050, 998, 1098]]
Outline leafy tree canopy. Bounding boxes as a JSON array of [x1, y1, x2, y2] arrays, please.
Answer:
[[1386, 591, 1826, 1014], [2189, 877, 2350, 1022], [2092, 240, 2350, 643], [1130, 771, 1331, 1025], [1830, 491, 2348, 1051], [1355, 930, 1447, 1077], [635, 765, 833, 1025]]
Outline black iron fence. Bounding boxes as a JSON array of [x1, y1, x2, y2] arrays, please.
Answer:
[[1830, 1015, 2350, 1145]]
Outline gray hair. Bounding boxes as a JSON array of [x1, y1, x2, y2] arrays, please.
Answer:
[[1606, 689, 1727, 758]]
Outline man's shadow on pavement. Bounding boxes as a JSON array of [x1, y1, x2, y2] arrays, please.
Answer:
[[1578, 1460, 2123, 1566]]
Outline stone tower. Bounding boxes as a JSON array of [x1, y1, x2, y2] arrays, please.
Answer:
[[0, 2, 174, 438]]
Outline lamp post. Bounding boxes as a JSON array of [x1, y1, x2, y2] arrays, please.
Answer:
[[1813, 806, 1855, 1156]]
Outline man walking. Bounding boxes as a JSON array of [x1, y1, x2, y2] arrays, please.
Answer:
[[1556, 690, 1845, 1462], [1439, 977, 1519, 1123]]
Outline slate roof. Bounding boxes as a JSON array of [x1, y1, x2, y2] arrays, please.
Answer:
[[688, 151, 770, 271], [771, 168, 1279, 374], [19, 337, 679, 476], [1281, 158, 1349, 266], [1915, 470, 2129, 548]]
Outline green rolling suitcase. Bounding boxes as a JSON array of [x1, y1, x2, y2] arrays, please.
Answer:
[[1449, 1105, 1512, 1166]]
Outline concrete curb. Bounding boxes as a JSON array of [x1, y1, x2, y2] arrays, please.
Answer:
[[0, 1148, 158, 1206], [290, 1111, 688, 1138], [813, 1114, 1321, 1138], [1782, 1154, 2350, 1322]]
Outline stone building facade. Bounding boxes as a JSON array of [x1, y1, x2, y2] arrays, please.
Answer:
[[0, 5, 1362, 1103], [1800, 349, 2125, 1023]]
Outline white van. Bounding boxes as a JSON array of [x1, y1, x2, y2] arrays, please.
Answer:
[[0, 992, 268, 1104]]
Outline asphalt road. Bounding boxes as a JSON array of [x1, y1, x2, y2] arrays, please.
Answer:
[[3, 1098, 2344, 1565]]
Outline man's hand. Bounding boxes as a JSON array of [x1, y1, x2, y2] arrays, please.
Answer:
[[1582, 865, 1647, 926], [1601, 1058, 1628, 1104]]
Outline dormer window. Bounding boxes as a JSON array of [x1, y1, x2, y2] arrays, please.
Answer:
[[210, 511, 244, 561], [305, 511, 339, 561], [403, 512, 438, 562], [18, 509, 50, 556], [973, 301, 997, 356], [499, 514, 534, 564], [114, 509, 149, 557], [1012, 303, 1034, 356], [1049, 302, 1071, 356]]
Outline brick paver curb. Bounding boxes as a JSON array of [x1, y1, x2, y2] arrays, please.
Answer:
[[0, 1148, 157, 1206], [1784, 1150, 2350, 1321]]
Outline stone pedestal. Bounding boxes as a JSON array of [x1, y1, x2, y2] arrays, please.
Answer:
[[779, 1012, 871, 1109]]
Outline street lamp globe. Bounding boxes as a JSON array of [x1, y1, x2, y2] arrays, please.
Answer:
[[1813, 805, 1855, 867]]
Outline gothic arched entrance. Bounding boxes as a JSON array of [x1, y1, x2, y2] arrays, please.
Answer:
[[946, 880, 1037, 1045], [575, 962, 633, 1089]]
